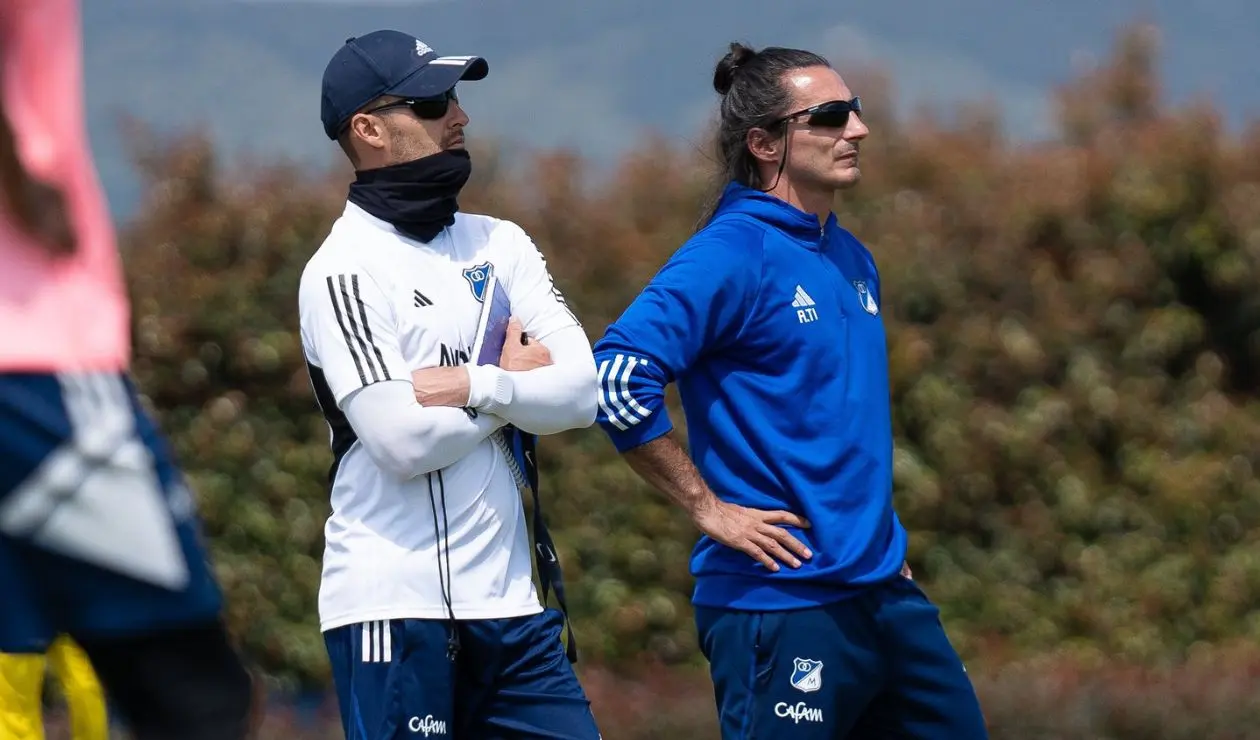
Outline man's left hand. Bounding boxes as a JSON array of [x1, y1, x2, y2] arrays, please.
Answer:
[[411, 367, 470, 408]]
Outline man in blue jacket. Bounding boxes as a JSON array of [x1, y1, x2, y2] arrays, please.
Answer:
[[592, 41, 988, 738]]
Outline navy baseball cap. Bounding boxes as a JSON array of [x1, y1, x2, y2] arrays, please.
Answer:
[[321, 30, 489, 140]]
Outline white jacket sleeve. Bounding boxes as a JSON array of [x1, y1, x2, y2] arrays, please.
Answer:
[[343, 380, 507, 479], [464, 324, 598, 435], [458, 222, 597, 435], [299, 265, 505, 479]]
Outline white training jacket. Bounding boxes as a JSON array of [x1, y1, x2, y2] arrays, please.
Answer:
[[298, 201, 597, 632]]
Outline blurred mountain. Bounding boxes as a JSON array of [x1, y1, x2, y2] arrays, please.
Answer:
[[83, 0, 1259, 220]]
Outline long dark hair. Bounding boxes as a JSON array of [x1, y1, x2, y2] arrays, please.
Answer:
[[695, 42, 832, 229]]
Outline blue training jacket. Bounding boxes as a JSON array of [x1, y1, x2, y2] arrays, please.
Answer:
[[592, 181, 908, 611]]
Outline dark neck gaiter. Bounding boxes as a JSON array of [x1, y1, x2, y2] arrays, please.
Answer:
[[347, 149, 472, 243]]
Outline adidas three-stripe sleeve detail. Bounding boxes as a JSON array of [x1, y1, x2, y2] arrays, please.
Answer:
[[326, 274, 392, 385], [596, 353, 654, 432], [300, 270, 411, 408], [592, 233, 762, 452]]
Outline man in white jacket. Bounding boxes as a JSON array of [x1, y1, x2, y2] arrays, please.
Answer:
[[300, 29, 601, 740]]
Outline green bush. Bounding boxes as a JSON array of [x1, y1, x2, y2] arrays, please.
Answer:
[[118, 24, 1260, 720]]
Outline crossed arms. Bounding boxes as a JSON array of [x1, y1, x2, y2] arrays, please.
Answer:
[[299, 229, 597, 481], [339, 321, 594, 480]]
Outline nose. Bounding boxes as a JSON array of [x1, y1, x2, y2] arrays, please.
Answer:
[[845, 111, 869, 141], [448, 99, 469, 128]]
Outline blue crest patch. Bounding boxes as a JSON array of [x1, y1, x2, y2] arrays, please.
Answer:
[[852, 280, 879, 316], [789, 657, 824, 693], [462, 262, 494, 302]]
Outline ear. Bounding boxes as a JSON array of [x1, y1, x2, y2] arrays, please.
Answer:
[[746, 126, 781, 164], [349, 113, 388, 151]]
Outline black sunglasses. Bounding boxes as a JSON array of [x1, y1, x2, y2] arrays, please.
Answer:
[[772, 97, 862, 129], [362, 88, 459, 122]]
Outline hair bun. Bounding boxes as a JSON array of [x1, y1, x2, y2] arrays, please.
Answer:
[[713, 41, 758, 95]]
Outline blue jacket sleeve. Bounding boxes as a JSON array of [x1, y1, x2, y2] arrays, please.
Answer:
[[592, 232, 763, 452]]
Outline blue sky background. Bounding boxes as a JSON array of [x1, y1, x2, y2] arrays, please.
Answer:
[[82, 0, 1259, 220]]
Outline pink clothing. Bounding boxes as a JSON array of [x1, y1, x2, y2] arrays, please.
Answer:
[[0, 0, 129, 373]]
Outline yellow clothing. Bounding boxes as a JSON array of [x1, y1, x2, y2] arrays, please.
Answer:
[[0, 650, 44, 739], [0, 636, 108, 740]]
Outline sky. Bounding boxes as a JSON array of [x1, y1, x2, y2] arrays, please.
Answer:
[[81, 0, 1260, 220]]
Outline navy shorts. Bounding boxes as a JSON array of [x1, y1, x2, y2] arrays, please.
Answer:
[[696, 576, 988, 739], [324, 608, 601, 740], [0, 372, 224, 653]]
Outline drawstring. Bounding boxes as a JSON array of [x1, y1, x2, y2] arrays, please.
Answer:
[[427, 470, 459, 660]]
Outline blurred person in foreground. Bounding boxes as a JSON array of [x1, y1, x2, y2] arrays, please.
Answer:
[[301, 29, 601, 739], [592, 41, 988, 738], [1, 634, 107, 739], [0, 1, 259, 738]]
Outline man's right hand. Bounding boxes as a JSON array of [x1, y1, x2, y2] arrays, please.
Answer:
[[691, 499, 812, 572], [499, 317, 552, 371]]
